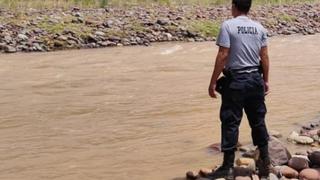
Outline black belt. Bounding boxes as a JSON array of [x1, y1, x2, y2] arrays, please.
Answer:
[[228, 66, 259, 74]]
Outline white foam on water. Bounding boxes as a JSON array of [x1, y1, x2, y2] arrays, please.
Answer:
[[160, 45, 183, 55]]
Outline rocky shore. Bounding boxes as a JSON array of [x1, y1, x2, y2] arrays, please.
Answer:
[[0, 3, 319, 53], [186, 120, 320, 180]]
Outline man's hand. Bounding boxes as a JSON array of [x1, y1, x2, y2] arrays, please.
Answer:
[[264, 82, 270, 95], [208, 82, 217, 98], [260, 46, 270, 95], [208, 46, 229, 99]]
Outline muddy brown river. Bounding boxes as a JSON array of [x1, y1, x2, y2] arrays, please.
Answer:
[[0, 35, 320, 180]]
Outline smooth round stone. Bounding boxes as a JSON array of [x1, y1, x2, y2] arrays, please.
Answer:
[[236, 158, 256, 172], [309, 151, 320, 166], [288, 156, 309, 172], [299, 168, 320, 180], [274, 165, 299, 178]]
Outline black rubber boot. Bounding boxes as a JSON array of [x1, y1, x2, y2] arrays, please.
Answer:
[[207, 151, 235, 180], [258, 144, 272, 179]]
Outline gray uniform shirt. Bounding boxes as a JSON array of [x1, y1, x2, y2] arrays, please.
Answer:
[[216, 15, 268, 70]]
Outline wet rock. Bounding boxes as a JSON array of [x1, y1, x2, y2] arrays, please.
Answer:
[[198, 168, 212, 177], [274, 165, 299, 178], [299, 168, 320, 180], [186, 171, 197, 180], [308, 148, 320, 155], [288, 156, 309, 172], [288, 131, 314, 145], [236, 158, 256, 172], [268, 136, 292, 166], [233, 166, 254, 177], [308, 151, 320, 166]]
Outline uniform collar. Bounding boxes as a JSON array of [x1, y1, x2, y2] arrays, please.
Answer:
[[236, 15, 249, 19]]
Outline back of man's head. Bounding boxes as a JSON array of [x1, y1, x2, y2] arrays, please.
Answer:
[[232, 0, 252, 14]]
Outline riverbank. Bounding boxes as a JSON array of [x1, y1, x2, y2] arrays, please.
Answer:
[[0, 3, 319, 53]]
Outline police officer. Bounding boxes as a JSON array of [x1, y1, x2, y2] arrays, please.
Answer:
[[208, 0, 271, 179]]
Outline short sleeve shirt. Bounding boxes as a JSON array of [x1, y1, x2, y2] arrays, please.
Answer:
[[216, 16, 268, 70]]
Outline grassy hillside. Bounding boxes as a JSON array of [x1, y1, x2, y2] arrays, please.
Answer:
[[0, 0, 318, 8]]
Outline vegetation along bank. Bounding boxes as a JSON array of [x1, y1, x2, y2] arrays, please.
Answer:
[[0, 2, 319, 53]]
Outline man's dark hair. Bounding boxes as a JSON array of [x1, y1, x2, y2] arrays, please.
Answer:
[[232, 0, 252, 13]]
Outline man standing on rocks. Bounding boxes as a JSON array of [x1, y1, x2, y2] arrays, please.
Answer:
[[208, 0, 271, 179]]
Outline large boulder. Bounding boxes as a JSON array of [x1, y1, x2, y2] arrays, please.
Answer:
[[288, 156, 309, 172], [266, 136, 292, 166], [299, 168, 320, 180]]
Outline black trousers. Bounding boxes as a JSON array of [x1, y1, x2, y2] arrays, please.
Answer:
[[220, 71, 269, 152]]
